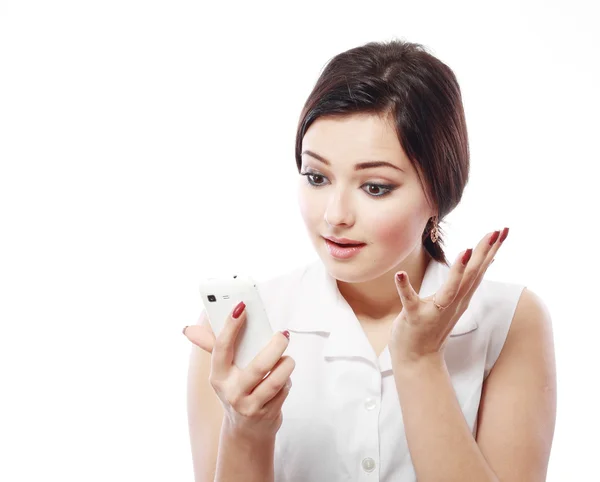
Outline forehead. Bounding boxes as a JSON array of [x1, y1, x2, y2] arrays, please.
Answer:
[[301, 114, 410, 169]]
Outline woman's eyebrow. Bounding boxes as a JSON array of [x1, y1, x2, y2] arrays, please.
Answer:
[[301, 150, 405, 173]]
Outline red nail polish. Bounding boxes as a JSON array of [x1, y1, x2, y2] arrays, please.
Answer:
[[499, 227, 509, 243], [396, 273, 405, 282], [489, 231, 500, 246], [462, 248, 473, 265], [232, 301, 245, 319], [282, 330, 290, 340]]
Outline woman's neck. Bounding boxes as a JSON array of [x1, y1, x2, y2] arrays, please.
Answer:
[[336, 248, 432, 321]]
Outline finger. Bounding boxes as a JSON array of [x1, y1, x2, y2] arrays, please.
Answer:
[[457, 229, 501, 296], [433, 248, 473, 309], [479, 227, 508, 266], [480, 227, 507, 270], [183, 325, 216, 353], [462, 227, 509, 305], [211, 301, 247, 375], [476, 227, 508, 271], [394, 271, 420, 311], [238, 331, 291, 394], [261, 376, 292, 414], [251, 356, 296, 408]]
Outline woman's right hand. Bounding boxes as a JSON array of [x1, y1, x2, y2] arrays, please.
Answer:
[[183, 301, 295, 438]]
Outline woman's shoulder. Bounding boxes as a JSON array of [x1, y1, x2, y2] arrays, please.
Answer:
[[469, 271, 542, 377], [479, 275, 527, 309]]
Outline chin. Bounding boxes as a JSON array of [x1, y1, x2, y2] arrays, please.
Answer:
[[321, 250, 409, 284], [319, 253, 381, 283]]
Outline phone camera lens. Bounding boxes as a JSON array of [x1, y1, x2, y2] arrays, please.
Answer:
[[207, 295, 216, 302]]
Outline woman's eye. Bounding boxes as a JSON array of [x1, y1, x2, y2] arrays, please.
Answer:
[[363, 184, 392, 197], [307, 173, 327, 185], [301, 172, 394, 198]]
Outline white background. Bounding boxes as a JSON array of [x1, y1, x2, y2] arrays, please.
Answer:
[[1, 1, 598, 480]]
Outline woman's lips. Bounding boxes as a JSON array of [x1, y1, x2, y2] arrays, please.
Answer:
[[324, 238, 366, 259]]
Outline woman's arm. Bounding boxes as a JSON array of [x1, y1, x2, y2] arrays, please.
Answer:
[[186, 314, 223, 482], [188, 342, 278, 482], [476, 288, 556, 480], [392, 288, 556, 482], [214, 419, 277, 482]]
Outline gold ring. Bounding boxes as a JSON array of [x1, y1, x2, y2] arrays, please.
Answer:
[[432, 293, 448, 311]]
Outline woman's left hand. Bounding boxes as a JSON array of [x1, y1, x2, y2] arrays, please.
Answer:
[[389, 227, 509, 364]]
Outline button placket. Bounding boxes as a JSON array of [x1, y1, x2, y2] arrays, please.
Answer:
[[358, 370, 381, 478], [361, 397, 378, 475]]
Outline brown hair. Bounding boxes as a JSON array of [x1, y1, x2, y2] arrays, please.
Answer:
[[295, 39, 470, 266]]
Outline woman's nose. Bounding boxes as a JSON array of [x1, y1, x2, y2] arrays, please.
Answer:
[[324, 192, 354, 227]]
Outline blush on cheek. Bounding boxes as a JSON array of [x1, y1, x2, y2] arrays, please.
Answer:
[[372, 214, 422, 252]]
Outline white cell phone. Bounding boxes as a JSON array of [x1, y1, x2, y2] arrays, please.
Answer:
[[199, 274, 274, 369]]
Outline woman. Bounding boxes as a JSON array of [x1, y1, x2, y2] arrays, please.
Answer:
[[183, 39, 556, 482]]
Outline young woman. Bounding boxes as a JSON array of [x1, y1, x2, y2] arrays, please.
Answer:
[[183, 39, 556, 482]]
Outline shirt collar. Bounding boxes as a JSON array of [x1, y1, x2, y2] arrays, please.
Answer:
[[286, 257, 478, 371]]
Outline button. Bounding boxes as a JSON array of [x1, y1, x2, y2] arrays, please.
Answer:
[[364, 397, 377, 411], [362, 457, 376, 472]]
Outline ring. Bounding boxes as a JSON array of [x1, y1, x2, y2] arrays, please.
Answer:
[[432, 293, 448, 311]]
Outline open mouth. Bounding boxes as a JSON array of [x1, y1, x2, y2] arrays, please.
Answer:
[[324, 238, 366, 259], [325, 238, 366, 248]]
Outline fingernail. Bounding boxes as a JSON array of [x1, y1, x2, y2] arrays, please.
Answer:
[[499, 227, 509, 243], [489, 231, 500, 246], [182, 326, 189, 335], [232, 301, 245, 319], [462, 248, 473, 265], [396, 272, 405, 282], [282, 330, 290, 340]]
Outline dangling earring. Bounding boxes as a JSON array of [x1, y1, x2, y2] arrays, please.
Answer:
[[430, 216, 440, 243]]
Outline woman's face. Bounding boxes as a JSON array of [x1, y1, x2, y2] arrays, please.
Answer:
[[297, 113, 434, 282]]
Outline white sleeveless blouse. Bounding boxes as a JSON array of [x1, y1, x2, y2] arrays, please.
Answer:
[[256, 257, 526, 482]]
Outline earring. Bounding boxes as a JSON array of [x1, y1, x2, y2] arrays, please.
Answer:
[[430, 216, 440, 243]]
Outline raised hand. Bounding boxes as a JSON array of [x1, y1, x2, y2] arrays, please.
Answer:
[[390, 228, 509, 364]]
